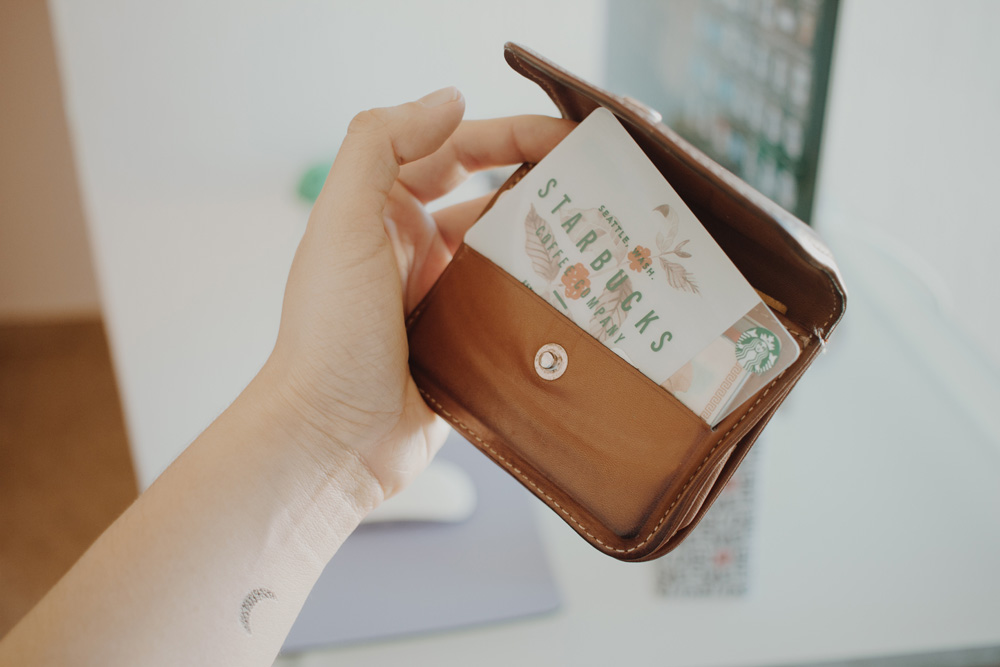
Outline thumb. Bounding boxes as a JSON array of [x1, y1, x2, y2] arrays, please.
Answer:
[[315, 87, 465, 226]]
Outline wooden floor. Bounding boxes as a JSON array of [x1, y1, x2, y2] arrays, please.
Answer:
[[0, 319, 137, 638]]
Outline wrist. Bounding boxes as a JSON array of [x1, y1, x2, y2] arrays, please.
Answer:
[[254, 341, 447, 500], [235, 364, 386, 527]]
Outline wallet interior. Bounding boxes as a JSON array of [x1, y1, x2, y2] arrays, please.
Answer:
[[406, 44, 846, 561]]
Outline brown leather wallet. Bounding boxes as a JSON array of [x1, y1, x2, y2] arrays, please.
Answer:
[[406, 43, 847, 562]]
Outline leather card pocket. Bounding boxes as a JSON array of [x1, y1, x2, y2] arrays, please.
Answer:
[[407, 244, 749, 552]]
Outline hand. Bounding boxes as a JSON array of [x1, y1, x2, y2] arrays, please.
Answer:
[[0, 87, 572, 667], [262, 87, 573, 498]]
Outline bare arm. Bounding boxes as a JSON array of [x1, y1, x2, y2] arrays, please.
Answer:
[[0, 88, 572, 666], [0, 373, 380, 666]]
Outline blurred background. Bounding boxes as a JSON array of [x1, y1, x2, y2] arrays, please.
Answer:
[[2, 1, 999, 665]]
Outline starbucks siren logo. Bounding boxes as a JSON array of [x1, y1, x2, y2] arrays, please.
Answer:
[[735, 327, 780, 375]]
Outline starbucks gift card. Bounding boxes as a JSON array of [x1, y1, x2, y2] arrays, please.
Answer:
[[661, 302, 800, 425], [465, 108, 799, 425]]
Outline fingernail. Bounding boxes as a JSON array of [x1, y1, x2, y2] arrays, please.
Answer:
[[417, 86, 461, 107]]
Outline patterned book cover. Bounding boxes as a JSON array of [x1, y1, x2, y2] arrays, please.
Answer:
[[655, 444, 761, 597]]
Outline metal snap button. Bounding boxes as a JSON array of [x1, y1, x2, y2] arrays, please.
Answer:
[[534, 343, 567, 381]]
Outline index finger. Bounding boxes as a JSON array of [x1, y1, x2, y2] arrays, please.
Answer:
[[398, 115, 575, 203]]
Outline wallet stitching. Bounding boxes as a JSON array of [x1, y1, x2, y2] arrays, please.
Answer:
[[506, 166, 530, 189], [419, 377, 777, 555], [406, 304, 426, 329], [820, 275, 839, 336], [511, 52, 572, 118]]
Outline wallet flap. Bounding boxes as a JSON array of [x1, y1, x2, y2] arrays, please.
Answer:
[[503, 42, 846, 339]]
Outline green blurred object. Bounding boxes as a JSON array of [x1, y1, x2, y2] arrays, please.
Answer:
[[297, 162, 332, 203]]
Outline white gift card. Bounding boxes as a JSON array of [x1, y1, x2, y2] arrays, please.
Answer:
[[465, 108, 798, 424]]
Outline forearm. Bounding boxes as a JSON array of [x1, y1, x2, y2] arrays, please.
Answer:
[[0, 95, 568, 666], [0, 365, 382, 667]]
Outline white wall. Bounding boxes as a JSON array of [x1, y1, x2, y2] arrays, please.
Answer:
[[48, 0, 608, 487], [50, 1, 606, 199], [817, 0, 1000, 367]]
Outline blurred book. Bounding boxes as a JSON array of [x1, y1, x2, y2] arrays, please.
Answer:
[[608, 0, 839, 223]]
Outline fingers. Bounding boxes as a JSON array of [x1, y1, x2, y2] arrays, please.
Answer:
[[399, 115, 575, 203], [313, 87, 466, 232], [432, 192, 497, 253]]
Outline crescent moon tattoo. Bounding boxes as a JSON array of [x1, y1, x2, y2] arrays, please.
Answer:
[[240, 588, 277, 634]]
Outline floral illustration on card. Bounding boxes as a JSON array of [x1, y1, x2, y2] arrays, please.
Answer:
[[588, 273, 634, 342], [628, 245, 652, 272], [524, 204, 562, 283], [653, 204, 700, 295], [561, 263, 590, 299]]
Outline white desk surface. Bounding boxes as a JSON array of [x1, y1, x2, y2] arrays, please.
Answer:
[[51, 5, 1000, 664]]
